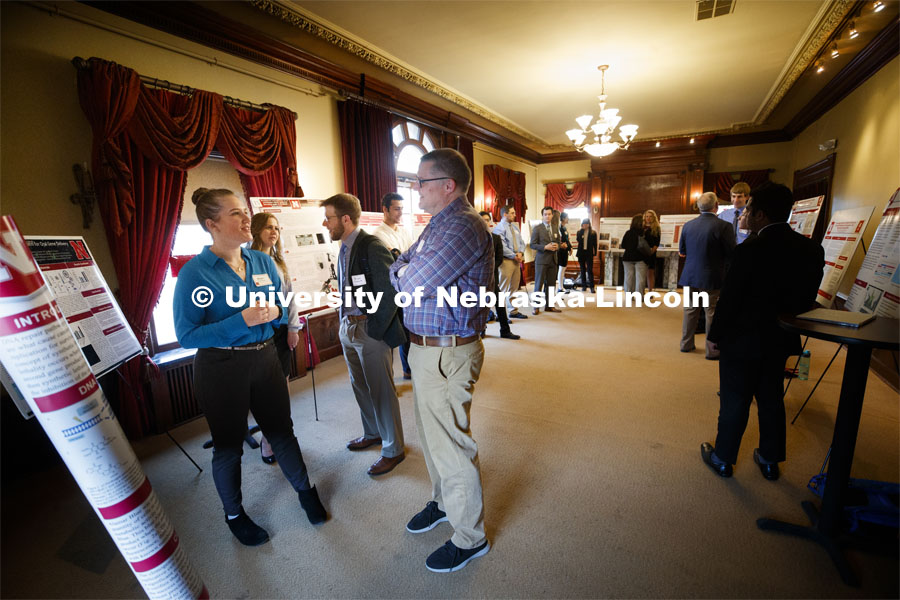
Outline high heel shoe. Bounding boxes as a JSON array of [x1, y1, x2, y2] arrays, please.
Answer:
[[261, 445, 276, 465]]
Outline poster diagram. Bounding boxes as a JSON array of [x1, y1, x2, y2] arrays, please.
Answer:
[[815, 206, 875, 307], [24, 237, 141, 379], [845, 189, 900, 318], [789, 195, 825, 238]]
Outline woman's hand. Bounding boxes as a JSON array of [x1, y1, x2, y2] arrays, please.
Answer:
[[242, 304, 279, 327], [287, 330, 300, 350]]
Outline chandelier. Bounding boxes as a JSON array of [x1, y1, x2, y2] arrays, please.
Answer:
[[565, 65, 638, 157]]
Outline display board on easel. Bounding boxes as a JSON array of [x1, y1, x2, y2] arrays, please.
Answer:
[[24, 237, 141, 378], [815, 206, 875, 307], [659, 214, 699, 249], [844, 189, 900, 318], [597, 217, 632, 252], [789, 195, 825, 238], [249, 197, 337, 312]]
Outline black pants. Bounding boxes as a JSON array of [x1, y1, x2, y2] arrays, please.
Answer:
[[194, 344, 311, 515], [578, 256, 594, 290], [714, 352, 788, 464]]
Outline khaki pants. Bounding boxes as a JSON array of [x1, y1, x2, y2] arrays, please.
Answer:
[[681, 288, 720, 357], [498, 258, 521, 312], [409, 340, 486, 549]]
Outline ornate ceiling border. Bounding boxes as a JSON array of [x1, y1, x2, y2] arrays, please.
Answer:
[[755, 0, 856, 123], [249, 0, 548, 147]]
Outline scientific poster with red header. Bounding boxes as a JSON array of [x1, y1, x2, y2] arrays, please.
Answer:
[[845, 189, 900, 317], [0, 216, 207, 599], [789, 195, 824, 238], [816, 206, 875, 307], [659, 214, 700, 249], [24, 236, 141, 378]]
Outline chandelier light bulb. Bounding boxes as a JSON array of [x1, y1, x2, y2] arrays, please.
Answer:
[[575, 115, 593, 130]]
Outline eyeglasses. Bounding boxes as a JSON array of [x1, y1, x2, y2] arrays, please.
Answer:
[[416, 176, 452, 187]]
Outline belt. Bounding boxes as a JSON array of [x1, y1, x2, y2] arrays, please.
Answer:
[[214, 337, 274, 351], [408, 332, 479, 347], [345, 314, 368, 323]]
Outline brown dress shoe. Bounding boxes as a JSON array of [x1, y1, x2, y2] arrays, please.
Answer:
[[532, 309, 540, 315], [545, 307, 562, 313], [347, 436, 381, 451], [368, 453, 405, 476]]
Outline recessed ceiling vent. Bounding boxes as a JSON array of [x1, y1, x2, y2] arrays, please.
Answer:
[[696, 0, 735, 21]]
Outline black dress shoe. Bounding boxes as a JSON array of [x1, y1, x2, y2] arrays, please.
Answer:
[[500, 331, 520, 340], [700, 442, 732, 477], [753, 448, 780, 481]]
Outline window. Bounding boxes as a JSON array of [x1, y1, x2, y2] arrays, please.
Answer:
[[392, 119, 438, 228]]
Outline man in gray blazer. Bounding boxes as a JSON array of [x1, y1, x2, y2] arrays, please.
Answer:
[[678, 192, 736, 358], [530, 206, 561, 315], [322, 193, 406, 477]]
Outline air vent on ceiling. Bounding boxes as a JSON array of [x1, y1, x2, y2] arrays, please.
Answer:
[[696, 0, 735, 21]]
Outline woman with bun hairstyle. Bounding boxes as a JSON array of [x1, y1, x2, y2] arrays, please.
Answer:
[[174, 188, 326, 547], [250, 212, 300, 465]]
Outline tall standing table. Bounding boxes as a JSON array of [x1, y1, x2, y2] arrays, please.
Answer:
[[757, 315, 899, 586]]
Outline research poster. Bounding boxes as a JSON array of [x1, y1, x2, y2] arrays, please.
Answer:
[[357, 211, 384, 234], [659, 214, 700, 249], [250, 197, 337, 312], [598, 217, 632, 252], [844, 189, 900, 317], [789, 195, 825, 238], [24, 237, 141, 378], [816, 205, 875, 307]]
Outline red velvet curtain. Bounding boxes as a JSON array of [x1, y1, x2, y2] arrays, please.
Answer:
[[76, 57, 301, 437], [337, 99, 397, 212], [545, 182, 590, 211], [483, 164, 526, 223], [704, 170, 771, 203]]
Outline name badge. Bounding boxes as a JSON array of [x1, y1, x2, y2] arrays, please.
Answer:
[[252, 273, 273, 287], [351, 274, 367, 286]]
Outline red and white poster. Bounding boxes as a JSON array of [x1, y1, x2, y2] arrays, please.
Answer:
[[844, 189, 900, 318], [0, 216, 207, 599], [659, 214, 700, 249], [816, 206, 875, 307], [25, 237, 141, 378], [789, 195, 825, 238]]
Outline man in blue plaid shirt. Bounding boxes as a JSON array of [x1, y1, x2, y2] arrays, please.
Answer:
[[389, 148, 493, 573]]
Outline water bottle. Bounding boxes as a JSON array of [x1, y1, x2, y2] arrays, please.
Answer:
[[798, 350, 811, 381]]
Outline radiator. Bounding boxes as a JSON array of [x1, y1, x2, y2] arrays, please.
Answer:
[[148, 357, 202, 433]]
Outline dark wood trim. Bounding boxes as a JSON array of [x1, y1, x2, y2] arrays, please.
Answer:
[[786, 16, 900, 138], [83, 1, 542, 163], [708, 129, 792, 148], [792, 153, 836, 245], [541, 150, 588, 163]]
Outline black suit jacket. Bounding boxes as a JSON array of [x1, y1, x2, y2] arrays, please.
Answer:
[[346, 230, 406, 348], [708, 223, 824, 358], [576, 229, 597, 259]]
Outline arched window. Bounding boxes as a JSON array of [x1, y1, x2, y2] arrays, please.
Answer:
[[392, 119, 438, 226]]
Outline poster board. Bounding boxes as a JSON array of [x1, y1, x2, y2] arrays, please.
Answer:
[[844, 189, 900, 317], [789, 195, 825, 238], [23, 237, 141, 379], [412, 213, 432, 240], [250, 197, 337, 312], [597, 217, 632, 252], [659, 214, 700, 249], [816, 206, 875, 307], [358, 211, 384, 234]]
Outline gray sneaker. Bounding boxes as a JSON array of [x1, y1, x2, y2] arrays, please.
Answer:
[[406, 501, 448, 533]]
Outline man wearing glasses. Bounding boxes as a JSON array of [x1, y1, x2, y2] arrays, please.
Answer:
[[389, 148, 493, 573], [718, 182, 751, 244]]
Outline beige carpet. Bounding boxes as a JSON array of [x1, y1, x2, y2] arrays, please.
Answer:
[[2, 290, 898, 599]]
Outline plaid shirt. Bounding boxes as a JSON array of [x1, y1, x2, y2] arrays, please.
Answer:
[[390, 196, 494, 337]]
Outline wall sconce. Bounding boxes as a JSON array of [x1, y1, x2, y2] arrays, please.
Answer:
[[873, 1, 884, 12], [815, 62, 825, 74], [848, 21, 858, 39], [830, 44, 840, 59], [70, 163, 97, 229]]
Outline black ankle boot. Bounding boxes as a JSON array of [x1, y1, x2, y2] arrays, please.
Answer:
[[226, 509, 270, 546], [298, 485, 327, 524]]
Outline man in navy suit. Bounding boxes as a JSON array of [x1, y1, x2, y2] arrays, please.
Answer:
[[701, 183, 824, 479], [678, 192, 736, 358]]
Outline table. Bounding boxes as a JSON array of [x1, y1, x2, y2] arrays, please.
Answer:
[[757, 315, 899, 586]]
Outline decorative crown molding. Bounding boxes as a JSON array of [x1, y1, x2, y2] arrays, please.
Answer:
[[755, 0, 856, 123], [250, 0, 547, 147]]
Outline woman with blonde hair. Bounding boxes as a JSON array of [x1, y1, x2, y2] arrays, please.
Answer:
[[643, 209, 661, 290], [250, 212, 301, 464], [174, 188, 326, 547]]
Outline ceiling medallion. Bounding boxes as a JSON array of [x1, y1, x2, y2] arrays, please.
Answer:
[[565, 65, 638, 157]]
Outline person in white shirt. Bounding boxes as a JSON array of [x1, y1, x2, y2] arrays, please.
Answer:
[[491, 204, 528, 319], [372, 192, 414, 379]]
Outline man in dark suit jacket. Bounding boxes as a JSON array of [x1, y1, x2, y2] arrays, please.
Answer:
[[321, 193, 406, 477], [678, 192, 737, 357], [701, 183, 825, 480], [576, 219, 598, 292], [530, 206, 561, 315], [480, 211, 520, 339]]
